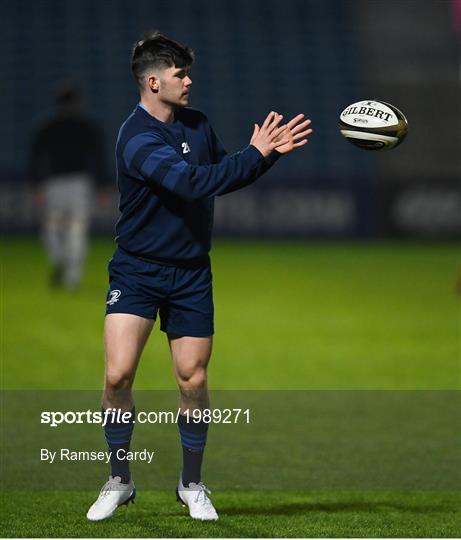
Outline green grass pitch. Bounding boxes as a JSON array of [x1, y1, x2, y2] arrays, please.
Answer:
[[1, 239, 460, 537]]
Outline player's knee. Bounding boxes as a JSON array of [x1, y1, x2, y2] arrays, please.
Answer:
[[105, 368, 134, 391], [177, 365, 207, 392]]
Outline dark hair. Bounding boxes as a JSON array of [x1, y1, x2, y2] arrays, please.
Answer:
[[131, 31, 194, 88]]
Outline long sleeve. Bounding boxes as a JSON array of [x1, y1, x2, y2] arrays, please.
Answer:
[[206, 124, 281, 196], [122, 131, 275, 202], [114, 106, 285, 261]]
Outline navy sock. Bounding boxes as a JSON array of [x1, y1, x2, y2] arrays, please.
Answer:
[[177, 413, 209, 486], [103, 407, 135, 484]]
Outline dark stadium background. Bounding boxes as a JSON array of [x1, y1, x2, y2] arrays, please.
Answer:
[[1, 1, 460, 538], [1, 0, 460, 238]]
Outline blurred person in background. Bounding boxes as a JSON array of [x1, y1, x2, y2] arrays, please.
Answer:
[[29, 81, 106, 289]]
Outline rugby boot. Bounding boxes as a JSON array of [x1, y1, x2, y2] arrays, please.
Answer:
[[86, 475, 136, 521], [176, 477, 218, 521]]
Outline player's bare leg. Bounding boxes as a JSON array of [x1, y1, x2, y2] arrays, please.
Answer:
[[103, 313, 154, 410], [87, 313, 153, 521], [169, 335, 218, 520], [169, 335, 212, 413]]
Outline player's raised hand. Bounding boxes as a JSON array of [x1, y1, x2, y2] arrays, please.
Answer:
[[250, 111, 291, 157], [273, 114, 313, 154]]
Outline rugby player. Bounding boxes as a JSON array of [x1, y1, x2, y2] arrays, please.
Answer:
[[87, 31, 312, 522]]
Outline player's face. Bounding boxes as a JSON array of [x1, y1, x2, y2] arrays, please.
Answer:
[[157, 65, 192, 107]]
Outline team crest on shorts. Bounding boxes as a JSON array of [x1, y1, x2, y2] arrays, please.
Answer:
[[106, 289, 121, 305]]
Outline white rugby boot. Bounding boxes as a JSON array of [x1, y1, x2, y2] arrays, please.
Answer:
[[176, 477, 219, 521], [86, 476, 136, 521]]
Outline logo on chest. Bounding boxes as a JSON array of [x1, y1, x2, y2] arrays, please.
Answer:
[[181, 142, 191, 154]]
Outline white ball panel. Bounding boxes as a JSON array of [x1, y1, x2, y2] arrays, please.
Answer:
[[340, 100, 398, 128]]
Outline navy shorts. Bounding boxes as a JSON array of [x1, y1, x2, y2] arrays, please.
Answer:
[[105, 248, 214, 337]]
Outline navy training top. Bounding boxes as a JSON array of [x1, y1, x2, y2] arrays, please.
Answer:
[[115, 105, 281, 263]]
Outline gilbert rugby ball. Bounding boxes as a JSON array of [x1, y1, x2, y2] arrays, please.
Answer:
[[339, 100, 408, 150]]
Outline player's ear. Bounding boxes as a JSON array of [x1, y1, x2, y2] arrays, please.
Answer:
[[147, 75, 159, 93]]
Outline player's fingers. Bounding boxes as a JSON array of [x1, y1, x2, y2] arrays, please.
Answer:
[[272, 135, 291, 148], [293, 139, 308, 148], [291, 119, 312, 135], [293, 128, 313, 141], [268, 113, 284, 134], [261, 111, 276, 130], [251, 123, 260, 138], [272, 124, 289, 139], [286, 113, 305, 130]]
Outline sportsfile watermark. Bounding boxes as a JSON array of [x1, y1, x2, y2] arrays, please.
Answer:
[[40, 448, 155, 465], [40, 407, 251, 427], [2, 390, 460, 491]]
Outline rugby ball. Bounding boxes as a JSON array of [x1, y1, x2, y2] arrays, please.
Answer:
[[339, 100, 408, 151]]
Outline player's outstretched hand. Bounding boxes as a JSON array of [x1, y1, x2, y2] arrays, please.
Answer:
[[250, 112, 291, 157], [273, 114, 313, 155]]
